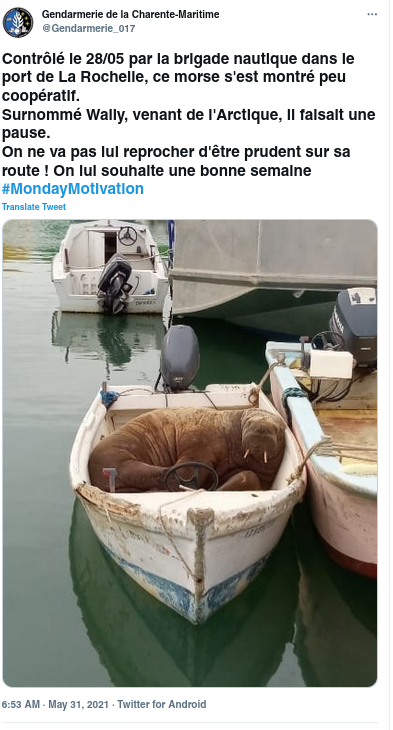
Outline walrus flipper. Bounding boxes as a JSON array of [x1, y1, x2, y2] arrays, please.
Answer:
[[218, 470, 262, 492]]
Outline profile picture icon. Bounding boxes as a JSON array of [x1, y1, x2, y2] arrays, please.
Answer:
[[3, 7, 33, 37]]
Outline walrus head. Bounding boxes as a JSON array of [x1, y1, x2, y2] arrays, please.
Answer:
[[240, 409, 286, 467]]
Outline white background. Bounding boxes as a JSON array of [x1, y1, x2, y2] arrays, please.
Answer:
[[0, 0, 389, 728]]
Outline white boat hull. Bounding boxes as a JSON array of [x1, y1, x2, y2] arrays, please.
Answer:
[[80, 493, 295, 624], [304, 460, 376, 578], [51, 219, 169, 315], [52, 272, 168, 314]]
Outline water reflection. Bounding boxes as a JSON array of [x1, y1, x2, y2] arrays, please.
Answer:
[[3, 219, 71, 262], [51, 310, 166, 375], [176, 316, 268, 388], [293, 503, 377, 687], [69, 500, 300, 687], [3, 244, 32, 262]]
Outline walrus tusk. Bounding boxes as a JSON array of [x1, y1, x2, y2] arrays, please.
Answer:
[[243, 449, 250, 459], [264, 451, 268, 463]]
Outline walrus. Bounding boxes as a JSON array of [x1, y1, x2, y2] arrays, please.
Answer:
[[88, 407, 286, 494]]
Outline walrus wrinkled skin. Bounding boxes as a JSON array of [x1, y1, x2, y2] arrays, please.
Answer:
[[88, 407, 286, 494]]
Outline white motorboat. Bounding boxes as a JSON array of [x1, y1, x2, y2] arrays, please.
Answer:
[[51, 219, 169, 315]]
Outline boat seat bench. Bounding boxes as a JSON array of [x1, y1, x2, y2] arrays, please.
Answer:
[[317, 409, 377, 462]]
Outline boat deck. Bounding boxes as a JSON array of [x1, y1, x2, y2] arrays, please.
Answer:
[[317, 409, 377, 462]]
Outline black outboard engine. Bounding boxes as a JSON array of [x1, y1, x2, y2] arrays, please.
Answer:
[[97, 254, 132, 315], [329, 287, 377, 367], [158, 325, 200, 391]]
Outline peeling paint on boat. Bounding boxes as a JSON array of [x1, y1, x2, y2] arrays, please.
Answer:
[[100, 540, 271, 624]]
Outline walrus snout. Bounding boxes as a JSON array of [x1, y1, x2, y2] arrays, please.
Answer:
[[241, 410, 285, 463]]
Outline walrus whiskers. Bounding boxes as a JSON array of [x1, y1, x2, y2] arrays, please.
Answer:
[[264, 451, 268, 463], [244, 449, 250, 459]]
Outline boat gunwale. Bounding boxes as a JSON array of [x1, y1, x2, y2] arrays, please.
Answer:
[[74, 477, 305, 539]]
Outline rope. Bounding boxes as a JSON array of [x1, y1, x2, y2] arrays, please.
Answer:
[[333, 442, 377, 453], [287, 436, 333, 482], [202, 390, 218, 410], [287, 435, 377, 483], [101, 386, 155, 409], [158, 490, 206, 580], [327, 442, 377, 463], [104, 501, 112, 525], [248, 358, 285, 405], [118, 386, 155, 396], [124, 252, 165, 262], [96, 485, 204, 580], [281, 386, 308, 427]]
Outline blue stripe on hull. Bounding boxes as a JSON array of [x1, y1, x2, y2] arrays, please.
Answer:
[[206, 555, 269, 615], [102, 543, 270, 624]]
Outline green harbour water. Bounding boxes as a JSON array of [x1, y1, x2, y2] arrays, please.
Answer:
[[2, 219, 377, 687]]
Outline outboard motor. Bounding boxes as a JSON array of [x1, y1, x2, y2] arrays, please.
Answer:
[[97, 254, 132, 315], [158, 325, 200, 392], [329, 287, 377, 368]]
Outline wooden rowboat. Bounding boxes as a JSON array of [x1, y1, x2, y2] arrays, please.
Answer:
[[70, 382, 306, 624]]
